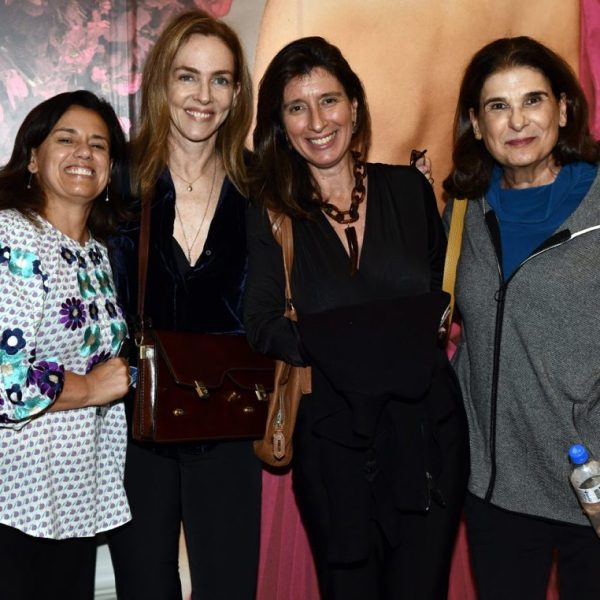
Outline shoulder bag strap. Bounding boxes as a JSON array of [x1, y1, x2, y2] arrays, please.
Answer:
[[442, 197, 468, 329], [267, 210, 296, 322], [135, 194, 152, 344]]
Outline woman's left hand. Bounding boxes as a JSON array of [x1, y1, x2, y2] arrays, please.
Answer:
[[415, 155, 434, 185]]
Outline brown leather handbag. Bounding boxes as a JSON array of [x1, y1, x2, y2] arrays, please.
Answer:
[[132, 198, 274, 443], [253, 212, 312, 466]]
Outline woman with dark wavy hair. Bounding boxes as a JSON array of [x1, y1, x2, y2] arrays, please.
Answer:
[[443, 36, 600, 598], [0, 90, 130, 600], [107, 10, 261, 600], [246, 36, 468, 599]]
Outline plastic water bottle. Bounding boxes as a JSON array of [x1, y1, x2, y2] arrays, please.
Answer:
[[568, 444, 600, 536]]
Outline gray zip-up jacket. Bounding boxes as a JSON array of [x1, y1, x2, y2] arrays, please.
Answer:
[[448, 167, 600, 525]]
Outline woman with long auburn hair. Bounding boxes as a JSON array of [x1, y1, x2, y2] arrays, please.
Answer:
[[107, 11, 260, 600]]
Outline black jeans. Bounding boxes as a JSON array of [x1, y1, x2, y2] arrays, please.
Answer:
[[107, 439, 261, 600], [465, 493, 600, 599], [0, 523, 96, 600]]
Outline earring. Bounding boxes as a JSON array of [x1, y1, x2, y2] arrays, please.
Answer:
[[474, 129, 482, 140], [105, 186, 110, 203], [26, 172, 33, 190]]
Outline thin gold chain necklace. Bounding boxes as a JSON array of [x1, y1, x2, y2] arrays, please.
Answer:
[[170, 165, 203, 192], [173, 158, 218, 264]]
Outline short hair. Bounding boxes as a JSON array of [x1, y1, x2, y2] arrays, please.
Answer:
[[0, 90, 128, 240], [133, 10, 252, 200], [443, 36, 600, 200], [252, 36, 372, 217]]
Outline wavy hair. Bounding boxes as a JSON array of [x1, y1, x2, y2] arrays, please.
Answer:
[[133, 10, 252, 202], [252, 36, 371, 217], [443, 36, 600, 200], [0, 90, 128, 240]]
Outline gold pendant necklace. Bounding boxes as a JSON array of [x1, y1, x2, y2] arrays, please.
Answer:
[[169, 166, 203, 192], [174, 158, 218, 264]]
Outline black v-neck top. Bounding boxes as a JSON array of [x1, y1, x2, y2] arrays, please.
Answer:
[[244, 162, 445, 365], [110, 169, 247, 334]]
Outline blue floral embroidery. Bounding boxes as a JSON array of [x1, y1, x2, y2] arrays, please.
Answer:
[[14, 396, 52, 420], [88, 246, 103, 266], [88, 300, 99, 321], [86, 350, 111, 374], [27, 360, 64, 400], [0, 351, 28, 389], [77, 270, 96, 299], [95, 270, 113, 297], [32, 259, 49, 292], [105, 300, 117, 319], [60, 246, 77, 265], [0, 328, 26, 355], [76, 252, 87, 269], [59, 297, 87, 330], [110, 322, 127, 353], [0, 245, 10, 264], [80, 324, 101, 357], [6, 383, 23, 405], [8, 248, 38, 278]]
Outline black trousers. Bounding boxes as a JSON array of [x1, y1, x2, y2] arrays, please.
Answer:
[[293, 410, 469, 600], [107, 439, 261, 600], [0, 523, 97, 600], [465, 493, 600, 599]]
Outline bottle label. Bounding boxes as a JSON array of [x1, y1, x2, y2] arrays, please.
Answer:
[[576, 483, 600, 504]]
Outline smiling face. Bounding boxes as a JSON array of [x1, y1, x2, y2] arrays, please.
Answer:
[[282, 67, 358, 174], [469, 66, 567, 184], [28, 105, 111, 210], [167, 34, 238, 148]]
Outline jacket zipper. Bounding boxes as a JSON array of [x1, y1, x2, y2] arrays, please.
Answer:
[[481, 205, 586, 501]]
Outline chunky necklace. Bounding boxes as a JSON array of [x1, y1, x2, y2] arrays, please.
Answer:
[[173, 158, 218, 264], [319, 151, 366, 275]]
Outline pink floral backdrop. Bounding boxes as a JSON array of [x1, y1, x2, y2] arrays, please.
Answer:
[[0, 0, 234, 163]]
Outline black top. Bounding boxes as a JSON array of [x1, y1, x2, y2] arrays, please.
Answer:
[[244, 163, 462, 562], [110, 169, 247, 335], [244, 162, 445, 363]]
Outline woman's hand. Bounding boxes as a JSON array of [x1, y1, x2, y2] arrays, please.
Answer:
[[49, 357, 130, 412], [84, 358, 130, 407], [415, 155, 434, 185]]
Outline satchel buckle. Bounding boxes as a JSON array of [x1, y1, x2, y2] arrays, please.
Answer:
[[194, 380, 209, 399], [254, 384, 268, 402]]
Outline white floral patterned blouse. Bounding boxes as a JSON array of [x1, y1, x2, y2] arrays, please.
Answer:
[[0, 209, 131, 539]]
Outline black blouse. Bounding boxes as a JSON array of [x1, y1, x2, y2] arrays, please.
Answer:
[[244, 162, 446, 363], [110, 169, 247, 335]]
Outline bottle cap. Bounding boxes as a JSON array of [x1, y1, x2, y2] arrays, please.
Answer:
[[569, 444, 589, 465]]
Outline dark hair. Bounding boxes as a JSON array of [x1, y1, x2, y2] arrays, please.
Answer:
[[134, 10, 252, 200], [252, 36, 371, 217], [443, 36, 600, 200], [0, 90, 128, 240]]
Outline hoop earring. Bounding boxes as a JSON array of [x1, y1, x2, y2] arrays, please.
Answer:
[[26, 172, 33, 190]]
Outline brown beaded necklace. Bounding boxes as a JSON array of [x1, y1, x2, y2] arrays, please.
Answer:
[[319, 151, 366, 276]]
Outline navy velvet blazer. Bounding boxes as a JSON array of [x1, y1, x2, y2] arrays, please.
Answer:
[[110, 169, 247, 335]]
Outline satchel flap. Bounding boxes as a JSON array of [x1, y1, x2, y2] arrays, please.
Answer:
[[154, 330, 274, 389]]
